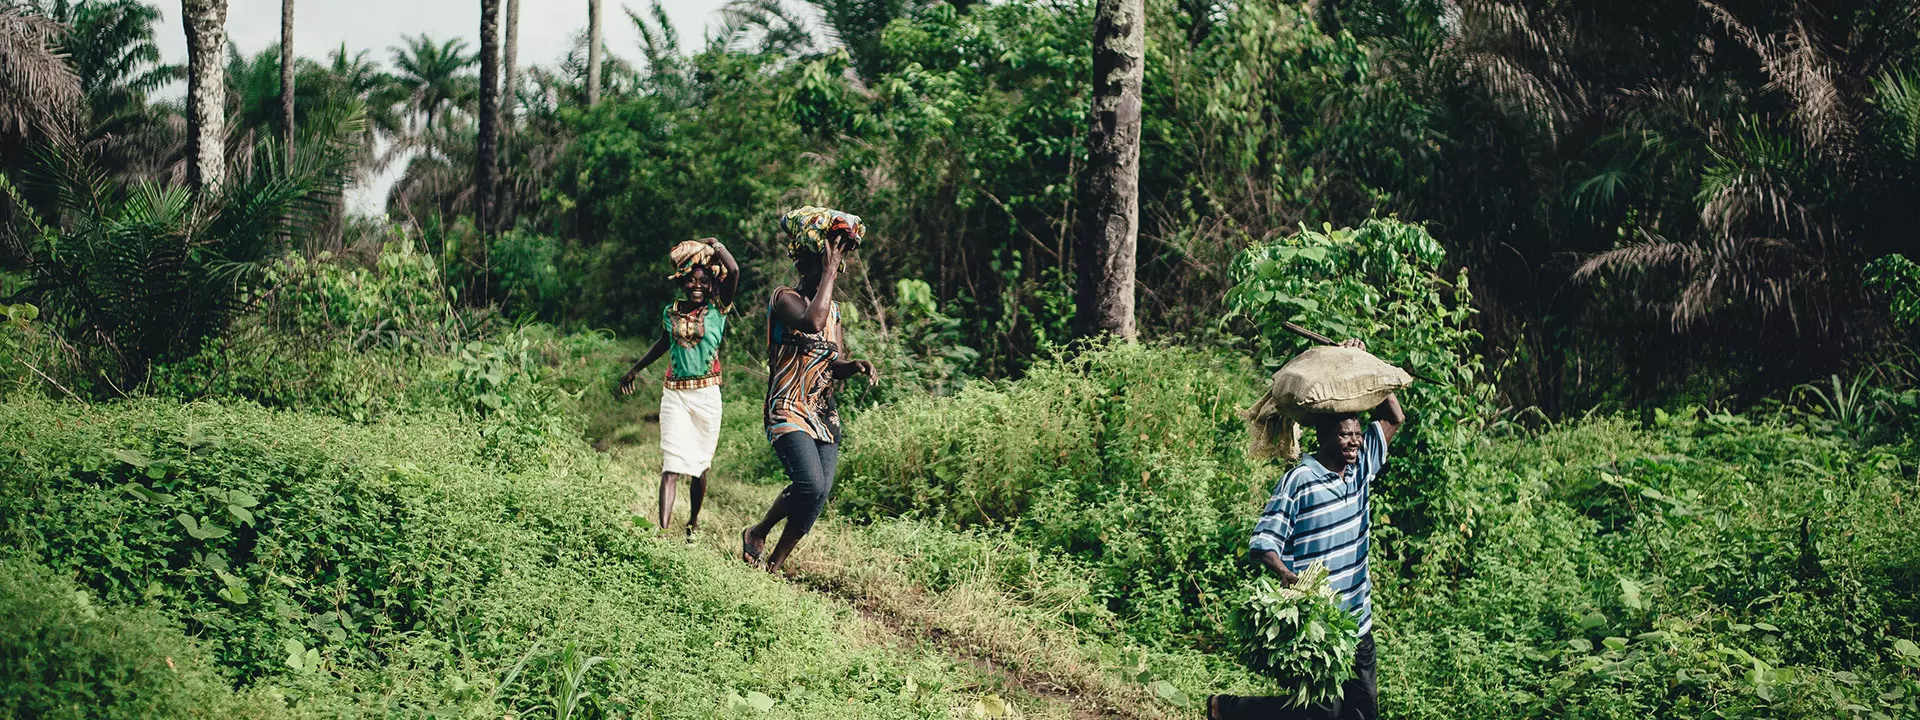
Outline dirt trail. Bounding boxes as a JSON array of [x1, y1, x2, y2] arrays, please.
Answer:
[[788, 569, 1114, 720], [602, 438, 1140, 720]]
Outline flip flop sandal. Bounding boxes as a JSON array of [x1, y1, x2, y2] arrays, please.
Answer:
[[740, 528, 764, 566]]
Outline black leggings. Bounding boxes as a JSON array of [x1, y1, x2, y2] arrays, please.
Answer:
[[773, 431, 839, 536], [1214, 632, 1376, 720]]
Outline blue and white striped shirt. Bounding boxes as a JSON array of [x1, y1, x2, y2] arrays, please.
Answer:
[[1249, 421, 1387, 635]]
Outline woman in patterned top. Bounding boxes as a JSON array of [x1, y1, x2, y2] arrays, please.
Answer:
[[741, 206, 878, 574], [618, 237, 739, 540]]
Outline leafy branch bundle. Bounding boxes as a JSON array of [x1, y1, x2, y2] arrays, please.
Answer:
[[1231, 564, 1360, 706]]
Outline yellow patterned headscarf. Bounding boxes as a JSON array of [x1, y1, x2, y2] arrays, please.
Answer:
[[668, 239, 725, 280], [779, 206, 865, 258]]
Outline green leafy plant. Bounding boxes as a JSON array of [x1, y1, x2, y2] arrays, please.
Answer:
[[0, 558, 270, 718], [1865, 254, 1920, 335], [1231, 564, 1360, 707], [0, 147, 342, 392]]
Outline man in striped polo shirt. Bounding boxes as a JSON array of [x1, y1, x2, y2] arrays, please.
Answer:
[[1210, 339, 1406, 720]]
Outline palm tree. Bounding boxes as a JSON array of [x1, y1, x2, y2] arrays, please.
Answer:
[[585, 0, 601, 105], [181, 0, 228, 191], [498, 0, 518, 223], [713, 0, 815, 57], [1560, 1, 1919, 336], [476, 0, 499, 233], [279, 0, 293, 158], [389, 33, 474, 141], [0, 6, 82, 145], [1, 143, 343, 391], [29, 0, 179, 151], [1074, 0, 1144, 339], [501, 0, 519, 119], [322, 44, 404, 183]]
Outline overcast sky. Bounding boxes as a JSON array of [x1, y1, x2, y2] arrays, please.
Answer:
[[151, 0, 735, 213]]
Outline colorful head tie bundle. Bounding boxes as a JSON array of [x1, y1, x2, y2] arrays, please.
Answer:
[[668, 239, 725, 280], [779, 206, 865, 258]]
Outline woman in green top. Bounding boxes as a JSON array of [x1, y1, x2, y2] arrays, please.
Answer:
[[618, 237, 739, 539]]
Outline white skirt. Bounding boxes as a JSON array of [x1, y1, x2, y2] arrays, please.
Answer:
[[660, 385, 724, 476]]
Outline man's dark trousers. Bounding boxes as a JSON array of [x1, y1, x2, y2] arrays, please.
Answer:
[[1213, 632, 1375, 719]]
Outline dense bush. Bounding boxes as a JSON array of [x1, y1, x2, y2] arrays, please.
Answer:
[[0, 397, 976, 717], [837, 340, 1276, 640], [833, 341, 1920, 718], [1227, 217, 1493, 539], [0, 558, 270, 719]]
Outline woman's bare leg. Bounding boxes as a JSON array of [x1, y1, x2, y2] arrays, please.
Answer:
[[656, 472, 679, 531], [743, 492, 789, 563], [686, 471, 709, 536]]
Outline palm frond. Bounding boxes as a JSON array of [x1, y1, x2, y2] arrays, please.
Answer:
[[0, 6, 81, 143], [716, 0, 816, 57], [1870, 68, 1920, 163], [1696, 1, 1853, 157]]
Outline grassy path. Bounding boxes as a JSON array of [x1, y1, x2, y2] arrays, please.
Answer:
[[595, 397, 1245, 720]]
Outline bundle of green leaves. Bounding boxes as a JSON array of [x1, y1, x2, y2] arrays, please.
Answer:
[[1233, 564, 1360, 706]]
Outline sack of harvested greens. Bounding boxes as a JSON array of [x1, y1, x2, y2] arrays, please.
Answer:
[[1231, 564, 1361, 707], [1244, 346, 1411, 459]]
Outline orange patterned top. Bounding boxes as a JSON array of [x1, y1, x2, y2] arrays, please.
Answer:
[[763, 287, 843, 443]]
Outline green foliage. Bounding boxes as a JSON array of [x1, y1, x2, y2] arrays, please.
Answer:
[[0, 557, 270, 719], [489, 227, 576, 320], [1226, 217, 1481, 400], [0, 300, 72, 397], [1382, 412, 1920, 720], [1865, 254, 1920, 335], [1232, 565, 1360, 706], [1, 147, 343, 391], [840, 277, 978, 405], [260, 238, 460, 350], [0, 394, 981, 717], [1227, 217, 1491, 533], [835, 340, 1920, 719], [839, 340, 1275, 640]]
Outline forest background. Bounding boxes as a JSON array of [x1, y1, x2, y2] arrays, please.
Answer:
[[2, 0, 1920, 719]]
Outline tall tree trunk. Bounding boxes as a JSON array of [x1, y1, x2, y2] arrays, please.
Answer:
[[182, 0, 229, 192], [499, 0, 519, 229], [502, 0, 520, 117], [586, 0, 602, 105], [476, 0, 500, 236], [280, 0, 299, 249], [1073, 0, 1143, 340], [279, 0, 294, 154]]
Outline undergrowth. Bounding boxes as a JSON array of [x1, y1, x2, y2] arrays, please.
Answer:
[[832, 342, 1920, 719], [0, 397, 985, 718]]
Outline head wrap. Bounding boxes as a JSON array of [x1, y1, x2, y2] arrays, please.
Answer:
[[779, 206, 865, 258], [668, 239, 726, 281]]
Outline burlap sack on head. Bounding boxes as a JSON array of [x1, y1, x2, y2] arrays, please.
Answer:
[[1244, 346, 1413, 460]]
